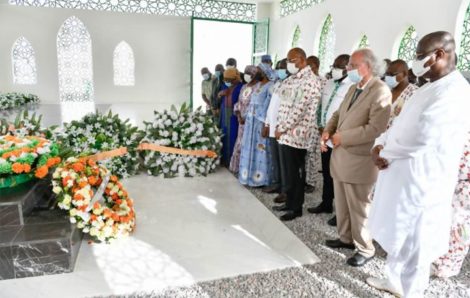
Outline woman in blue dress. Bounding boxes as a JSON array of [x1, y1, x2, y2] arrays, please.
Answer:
[[219, 68, 243, 167], [239, 63, 277, 186]]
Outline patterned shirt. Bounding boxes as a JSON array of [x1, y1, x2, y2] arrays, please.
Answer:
[[276, 67, 322, 149], [388, 83, 418, 127]]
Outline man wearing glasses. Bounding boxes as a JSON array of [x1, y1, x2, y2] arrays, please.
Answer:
[[367, 31, 470, 298], [308, 54, 353, 228]]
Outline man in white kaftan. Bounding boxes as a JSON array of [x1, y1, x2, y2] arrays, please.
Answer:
[[366, 32, 470, 297]]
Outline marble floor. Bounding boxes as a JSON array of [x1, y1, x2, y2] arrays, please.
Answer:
[[0, 169, 319, 298]]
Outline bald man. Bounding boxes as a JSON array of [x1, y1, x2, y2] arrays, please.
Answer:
[[367, 31, 470, 297], [384, 59, 418, 126], [273, 48, 322, 221]]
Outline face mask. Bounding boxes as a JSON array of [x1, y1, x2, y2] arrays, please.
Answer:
[[412, 54, 434, 77], [224, 81, 232, 87], [347, 69, 363, 84], [287, 62, 299, 75], [277, 69, 288, 80], [226, 65, 235, 70], [384, 75, 399, 89], [202, 73, 210, 81], [214, 71, 221, 78], [332, 68, 345, 81], [244, 74, 252, 83]]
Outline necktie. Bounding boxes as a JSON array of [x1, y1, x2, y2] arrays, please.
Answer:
[[348, 88, 363, 111]]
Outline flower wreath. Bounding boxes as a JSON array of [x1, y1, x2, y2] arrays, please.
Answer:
[[0, 135, 61, 188], [142, 103, 222, 178], [60, 111, 144, 178], [0, 92, 39, 111], [52, 157, 135, 243]]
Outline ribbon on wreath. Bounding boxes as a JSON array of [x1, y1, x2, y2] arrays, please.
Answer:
[[85, 143, 217, 161]]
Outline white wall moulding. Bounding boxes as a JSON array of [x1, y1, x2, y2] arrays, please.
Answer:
[[280, 0, 324, 18], [9, 0, 257, 22]]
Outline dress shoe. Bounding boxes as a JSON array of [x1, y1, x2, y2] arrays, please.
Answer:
[[327, 216, 337, 226], [307, 204, 333, 214], [366, 277, 403, 297], [273, 193, 287, 203], [325, 239, 355, 249], [304, 184, 315, 193], [272, 204, 289, 212], [347, 252, 374, 267], [280, 211, 302, 221], [262, 186, 279, 193]]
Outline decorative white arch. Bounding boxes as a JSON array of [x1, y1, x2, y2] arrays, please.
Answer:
[[11, 37, 37, 85], [57, 16, 94, 102], [113, 41, 135, 86]]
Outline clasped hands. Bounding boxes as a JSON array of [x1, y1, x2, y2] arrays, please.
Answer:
[[371, 145, 389, 170], [320, 131, 341, 152]]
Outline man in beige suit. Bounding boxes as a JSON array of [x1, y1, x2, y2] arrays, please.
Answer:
[[321, 48, 391, 267]]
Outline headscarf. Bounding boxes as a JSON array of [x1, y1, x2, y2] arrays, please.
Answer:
[[244, 65, 257, 77], [223, 68, 240, 81], [261, 54, 272, 63], [258, 63, 277, 81]]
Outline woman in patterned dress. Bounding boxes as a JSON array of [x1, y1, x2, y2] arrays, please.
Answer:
[[238, 63, 276, 187], [432, 133, 470, 278], [229, 66, 259, 174]]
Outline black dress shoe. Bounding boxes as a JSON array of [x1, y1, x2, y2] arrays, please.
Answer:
[[272, 204, 290, 212], [307, 204, 333, 214], [280, 211, 302, 221], [327, 216, 337, 226], [304, 184, 315, 193], [262, 186, 280, 193], [347, 253, 374, 267], [325, 239, 355, 249], [273, 193, 287, 204]]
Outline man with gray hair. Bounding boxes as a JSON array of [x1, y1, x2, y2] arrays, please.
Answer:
[[321, 48, 391, 266]]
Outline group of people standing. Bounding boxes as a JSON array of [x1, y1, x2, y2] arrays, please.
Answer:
[[200, 30, 469, 297]]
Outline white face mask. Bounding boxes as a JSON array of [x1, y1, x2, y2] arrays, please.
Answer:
[[226, 65, 235, 70], [332, 68, 345, 81], [202, 73, 210, 81], [384, 75, 399, 89], [287, 62, 299, 75], [244, 74, 252, 83], [412, 54, 434, 77], [347, 69, 363, 84]]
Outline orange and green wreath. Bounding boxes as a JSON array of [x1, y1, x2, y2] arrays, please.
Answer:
[[52, 157, 136, 243], [0, 135, 61, 189]]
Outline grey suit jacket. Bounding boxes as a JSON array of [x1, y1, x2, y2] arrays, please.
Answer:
[[325, 77, 392, 184]]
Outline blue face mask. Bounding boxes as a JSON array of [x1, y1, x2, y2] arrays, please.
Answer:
[[224, 81, 232, 87], [214, 71, 221, 78], [347, 69, 363, 84], [277, 69, 288, 80], [384, 75, 399, 89]]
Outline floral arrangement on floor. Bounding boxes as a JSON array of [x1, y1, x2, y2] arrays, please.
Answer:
[[0, 92, 39, 111], [0, 110, 59, 138], [0, 135, 61, 188], [59, 111, 144, 178], [52, 157, 135, 243], [141, 103, 222, 178]]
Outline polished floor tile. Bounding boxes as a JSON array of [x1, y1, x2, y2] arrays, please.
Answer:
[[0, 169, 319, 297]]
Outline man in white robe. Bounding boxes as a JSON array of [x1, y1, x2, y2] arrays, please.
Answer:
[[366, 32, 470, 297]]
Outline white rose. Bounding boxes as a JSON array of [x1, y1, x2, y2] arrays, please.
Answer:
[[53, 186, 62, 194]]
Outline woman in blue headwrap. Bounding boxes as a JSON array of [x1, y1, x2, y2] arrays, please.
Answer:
[[229, 65, 259, 174], [238, 63, 277, 187]]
